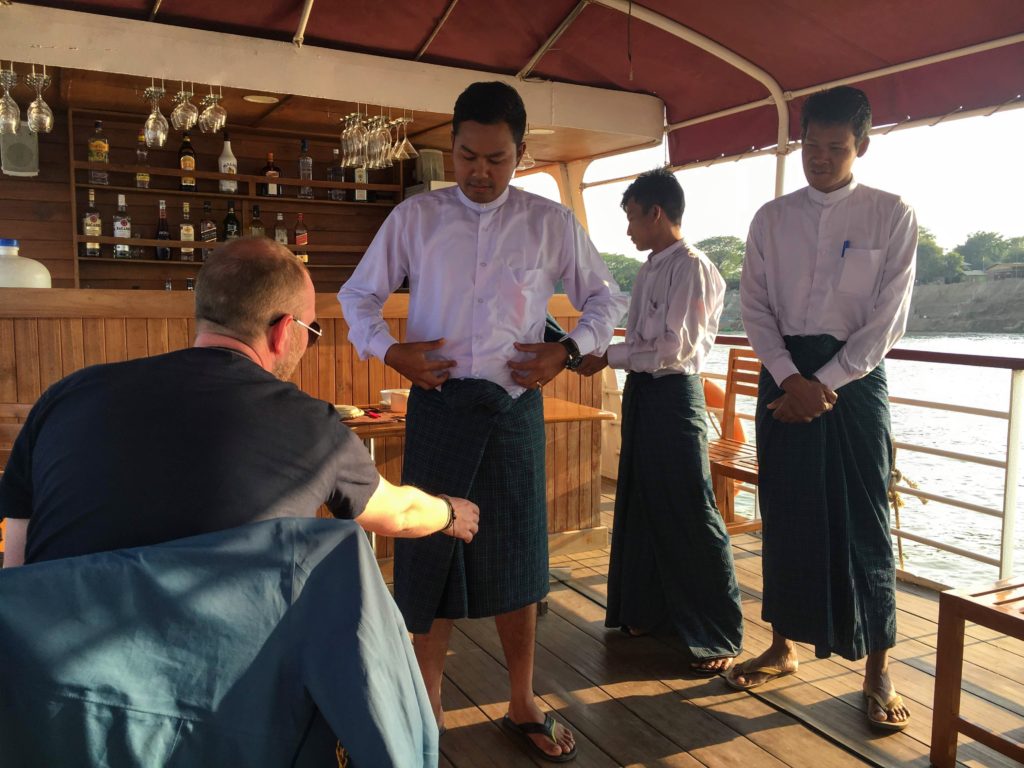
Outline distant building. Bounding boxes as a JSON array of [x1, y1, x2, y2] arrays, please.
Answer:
[[987, 263, 1024, 280], [961, 269, 987, 283]]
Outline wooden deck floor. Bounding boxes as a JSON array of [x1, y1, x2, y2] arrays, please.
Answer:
[[436, 488, 1023, 768]]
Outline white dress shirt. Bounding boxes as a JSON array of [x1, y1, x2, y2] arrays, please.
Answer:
[[740, 179, 917, 391], [606, 240, 725, 376], [339, 185, 627, 395]]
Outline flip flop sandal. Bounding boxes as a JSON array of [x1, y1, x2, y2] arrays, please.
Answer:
[[501, 713, 578, 763], [724, 659, 796, 690], [689, 656, 735, 677], [863, 690, 910, 731]]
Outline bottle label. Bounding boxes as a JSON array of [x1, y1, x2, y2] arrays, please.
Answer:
[[274, 231, 289, 245], [88, 139, 109, 163], [136, 172, 150, 188], [219, 161, 238, 193], [295, 232, 308, 247], [201, 225, 217, 243], [113, 217, 131, 238], [354, 167, 368, 201], [266, 170, 279, 197], [181, 156, 196, 187]]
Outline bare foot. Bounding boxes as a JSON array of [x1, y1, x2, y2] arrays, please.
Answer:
[[506, 700, 575, 759], [691, 656, 734, 674], [727, 647, 799, 688], [863, 669, 910, 728]]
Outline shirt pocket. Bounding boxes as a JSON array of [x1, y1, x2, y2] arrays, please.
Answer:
[[837, 248, 884, 297], [500, 266, 548, 327]]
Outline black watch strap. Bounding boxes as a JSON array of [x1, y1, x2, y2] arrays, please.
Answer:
[[558, 336, 583, 371]]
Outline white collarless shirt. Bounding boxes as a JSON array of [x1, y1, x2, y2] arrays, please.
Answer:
[[606, 240, 725, 376], [740, 179, 917, 391], [339, 185, 627, 396]]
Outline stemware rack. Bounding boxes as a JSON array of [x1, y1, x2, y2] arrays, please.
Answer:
[[67, 109, 410, 291]]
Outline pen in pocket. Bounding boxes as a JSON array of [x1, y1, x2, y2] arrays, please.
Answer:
[[840, 240, 850, 258]]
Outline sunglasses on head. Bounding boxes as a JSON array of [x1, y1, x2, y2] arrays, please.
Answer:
[[270, 315, 322, 345]]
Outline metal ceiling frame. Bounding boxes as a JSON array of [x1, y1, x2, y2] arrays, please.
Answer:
[[416, 0, 460, 60], [517, 0, 591, 80]]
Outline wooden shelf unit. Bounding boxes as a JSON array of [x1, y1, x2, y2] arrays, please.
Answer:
[[68, 108, 404, 291]]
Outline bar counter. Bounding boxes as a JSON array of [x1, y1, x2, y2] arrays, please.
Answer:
[[0, 288, 611, 560]]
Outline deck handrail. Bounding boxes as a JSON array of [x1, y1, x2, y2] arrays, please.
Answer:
[[605, 328, 1024, 582]]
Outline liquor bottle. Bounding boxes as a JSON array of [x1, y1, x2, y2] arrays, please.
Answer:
[[88, 120, 109, 186], [185, 277, 195, 292], [179, 201, 195, 261], [164, 278, 173, 291], [81, 188, 102, 258], [249, 205, 266, 238], [113, 194, 132, 259], [135, 131, 150, 189], [354, 165, 369, 202], [218, 130, 238, 193], [179, 131, 197, 192], [155, 199, 171, 261], [327, 148, 346, 201], [298, 139, 314, 199], [223, 201, 241, 240], [199, 201, 218, 261], [258, 152, 282, 197], [293, 212, 308, 263], [273, 212, 288, 245]]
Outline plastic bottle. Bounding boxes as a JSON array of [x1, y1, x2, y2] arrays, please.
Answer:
[[0, 239, 52, 288]]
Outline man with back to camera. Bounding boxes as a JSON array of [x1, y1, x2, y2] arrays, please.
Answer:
[[1, 238, 479, 567], [339, 81, 627, 762], [577, 168, 744, 675], [730, 86, 916, 731]]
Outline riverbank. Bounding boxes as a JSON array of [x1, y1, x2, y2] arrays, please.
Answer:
[[719, 278, 1024, 333]]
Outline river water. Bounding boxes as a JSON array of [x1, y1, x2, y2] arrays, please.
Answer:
[[615, 333, 1024, 587]]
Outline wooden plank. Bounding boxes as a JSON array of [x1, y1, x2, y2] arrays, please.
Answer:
[[317, 317, 336, 406], [146, 319, 169, 357], [166, 318, 190, 351], [82, 318, 106, 366], [36, 319, 63, 391], [565, 419, 581, 531], [0, 321, 16, 402], [13, 320, 40, 403], [58, 318, 85, 376], [552, 422, 568, 533], [124, 318, 149, 360], [103, 318, 127, 362]]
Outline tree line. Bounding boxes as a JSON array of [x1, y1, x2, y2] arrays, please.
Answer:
[[601, 230, 1024, 291]]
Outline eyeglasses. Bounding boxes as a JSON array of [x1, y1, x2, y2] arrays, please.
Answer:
[[271, 314, 322, 345]]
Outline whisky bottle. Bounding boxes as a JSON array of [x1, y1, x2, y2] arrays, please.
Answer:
[[199, 201, 217, 261], [179, 131, 197, 192], [155, 199, 171, 261], [113, 194, 131, 259], [82, 188, 102, 258], [88, 120, 109, 186], [179, 201, 195, 261]]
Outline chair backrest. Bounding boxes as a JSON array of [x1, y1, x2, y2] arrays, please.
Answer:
[[721, 348, 761, 440]]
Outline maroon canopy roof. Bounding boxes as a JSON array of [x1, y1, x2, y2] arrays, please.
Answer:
[[22, 0, 1024, 166]]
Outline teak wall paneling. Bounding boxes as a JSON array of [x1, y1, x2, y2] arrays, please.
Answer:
[[0, 129, 74, 287], [0, 290, 604, 553]]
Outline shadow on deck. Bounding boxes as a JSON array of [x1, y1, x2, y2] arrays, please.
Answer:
[[437, 484, 1023, 768]]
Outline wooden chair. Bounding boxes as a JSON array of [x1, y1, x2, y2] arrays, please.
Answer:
[[0, 403, 33, 555], [930, 578, 1024, 767], [707, 348, 762, 535]]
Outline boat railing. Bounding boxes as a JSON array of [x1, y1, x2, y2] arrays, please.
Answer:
[[600, 330, 1024, 584]]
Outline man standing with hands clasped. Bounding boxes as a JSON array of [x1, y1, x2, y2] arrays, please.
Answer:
[[340, 81, 626, 762], [577, 168, 743, 675], [730, 86, 917, 732]]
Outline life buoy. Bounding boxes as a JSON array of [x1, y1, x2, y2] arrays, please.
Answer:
[[703, 379, 745, 442]]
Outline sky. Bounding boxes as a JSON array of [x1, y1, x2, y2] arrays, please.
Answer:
[[515, 107, 1024, 260]]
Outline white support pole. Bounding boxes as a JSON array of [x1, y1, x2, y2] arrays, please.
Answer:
[[590, 0, 789, 197], [1000, 369, 1023, 578]]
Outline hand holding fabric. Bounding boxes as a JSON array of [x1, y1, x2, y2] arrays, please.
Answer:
[[384, 339, 456, 390], [443, 496, 480, 543], [507, 341, 568, 389]]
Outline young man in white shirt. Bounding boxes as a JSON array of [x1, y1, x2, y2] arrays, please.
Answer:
[[578, 169, 743, 675], [339, 81, 626, 762], [731, 86, 916, 732]]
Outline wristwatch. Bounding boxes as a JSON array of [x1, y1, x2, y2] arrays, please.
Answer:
[[558, 336, 583, 371]]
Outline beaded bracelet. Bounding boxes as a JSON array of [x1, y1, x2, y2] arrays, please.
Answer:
[[438, 494, 456, 533]]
